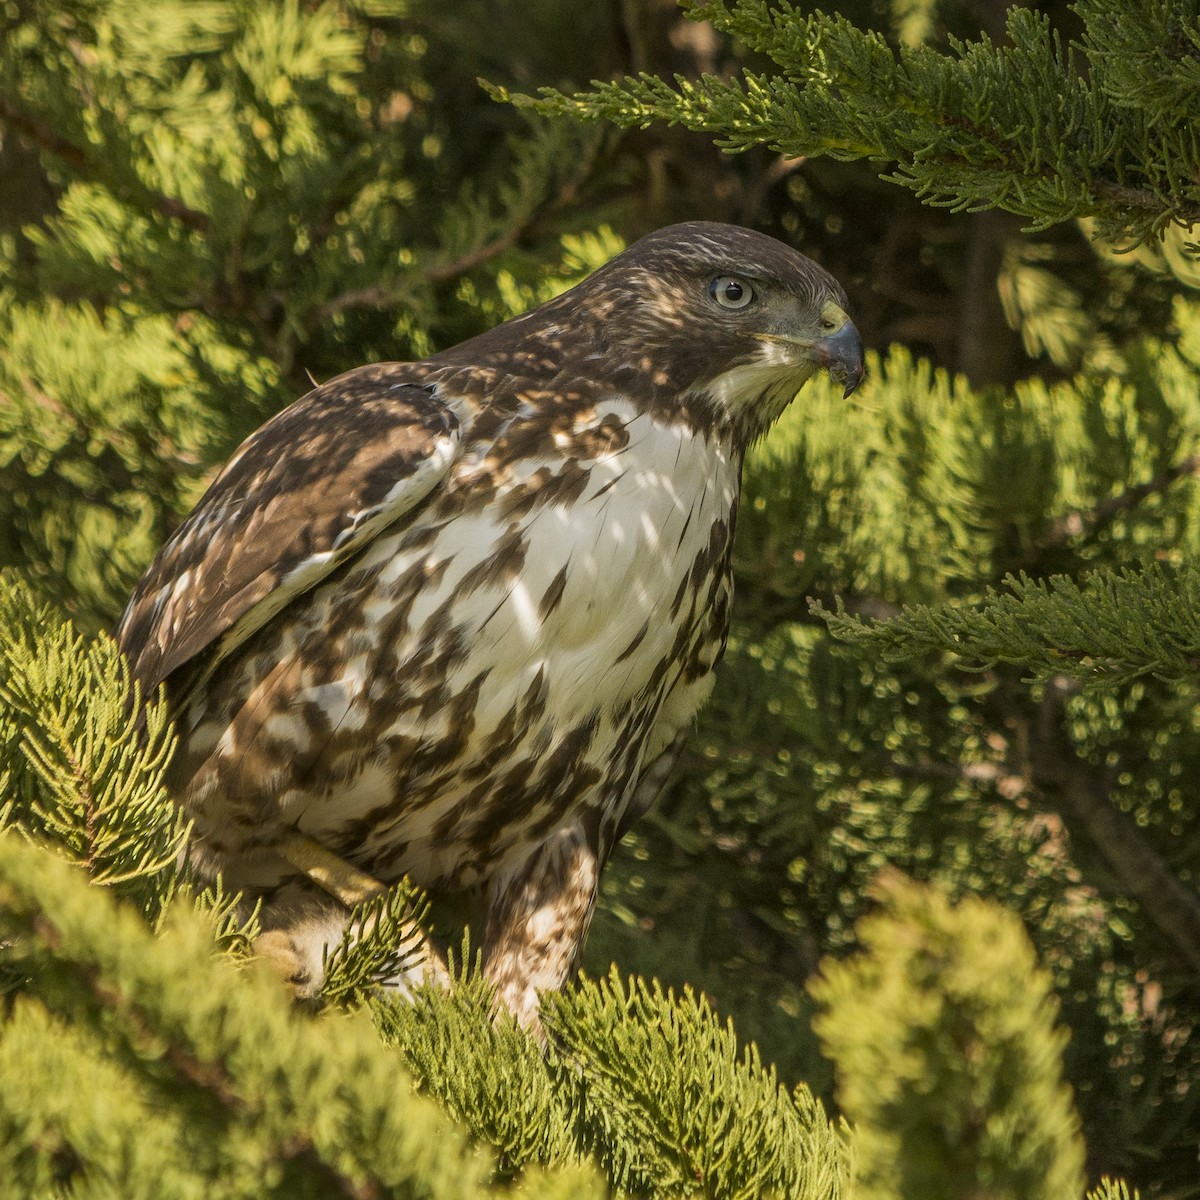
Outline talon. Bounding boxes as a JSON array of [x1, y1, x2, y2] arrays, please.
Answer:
[[254, 928, 319, 997]]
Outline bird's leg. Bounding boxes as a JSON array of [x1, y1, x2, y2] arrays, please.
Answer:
[[255, 830, 448, 997], [278, 829, 388, 907], [481, 822, 598, 1033]]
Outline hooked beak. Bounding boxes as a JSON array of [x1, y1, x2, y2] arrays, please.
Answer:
[[814, 317, 865, 398]]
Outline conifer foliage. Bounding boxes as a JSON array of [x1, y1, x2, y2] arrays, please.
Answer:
[[508, 0, 1200, 244], [0, 572, 183, 915], [1, 0, 1195, 1194], [0, 569, 858, 1196], [811, 874, 1085, 1200], [0, 0, 611, 631]]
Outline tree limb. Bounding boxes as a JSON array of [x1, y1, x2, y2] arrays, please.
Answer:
[[307, 230, 529, 326]]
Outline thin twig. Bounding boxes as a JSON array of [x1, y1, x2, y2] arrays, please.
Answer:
[[424, 228, 526, 284], [738, 583, 903, 627], [0, 93, 87, 167], [309, 229, 529, 325], [0, 93, 209, 232]]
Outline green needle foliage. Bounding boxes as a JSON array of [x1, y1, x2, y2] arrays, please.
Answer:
[[0, 831, 518, 1200], [0, 0, 614, 632], [821, 565, 1200, 687], [0, 567, 856, 1199], [374, 971, 583, 1180], [811, 874, 1085, 1200], [0, 582, 1118, 1196], [0, 571, 184, 917], [542, 968, 851, 1200], [503, 0, 1200, 244], [1090, 1181, 1142, 1200], [319, 877, 435, 1009]]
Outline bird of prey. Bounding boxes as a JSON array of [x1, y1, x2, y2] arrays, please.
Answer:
[[117, 222, 863, 1027]]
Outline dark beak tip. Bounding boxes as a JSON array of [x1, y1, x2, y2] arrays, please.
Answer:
[[817, 318, 865, 399], [841, 364, 865, 398]]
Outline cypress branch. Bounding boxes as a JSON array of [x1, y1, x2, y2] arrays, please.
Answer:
[[811, 874, 1087, 1200], [0, 94, 210, 232], [375, 970, 583, 1181], [0, 571, 184, 917], [817, 564, 1200, 686], [542, 967, 851, 1199], [499, 0, 1200, 243], [320, 878, 435, 1010], [0, 832, 506, 1198]]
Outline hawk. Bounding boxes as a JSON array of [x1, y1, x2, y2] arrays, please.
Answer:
[[117, 222, 863, 1027]]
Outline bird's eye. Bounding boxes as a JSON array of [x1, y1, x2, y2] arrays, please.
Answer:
[[710, 276, 754, 310], [820, 317, 837, 332]]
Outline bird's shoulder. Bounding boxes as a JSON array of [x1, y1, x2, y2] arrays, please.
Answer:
[[117, 364, 462, 694]]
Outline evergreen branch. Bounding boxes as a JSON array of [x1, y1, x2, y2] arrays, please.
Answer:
[[375, 969, 585, 1181], [424, 229, 530, 285], [818, 565, 1200, 686], [881, 695, 1200, 978], [1090, 1179, 1141, 1200], [23, 892, 346, 1200], [306, 224, 536, 326], [309, 282, 413, 322], [811, 874, 1086, 1199], [739, 581, 902, 627], [882, 756, 1028, 797], [0, 91, 88, 168], [542, 968, 851, 1199], [309, 120, 603, 328], [1093, 179, 1186, 220], [0, 833, 500, 1198], [499, 2, 1200, 242], [0, 573, 185, 916], [134, 187, 211, 235], [320, 878, 438, 1010], [309, 230, 527, 322], [50, 948, 387, 1200], [68, 933, 249, 1118], [185, 878, 262, 958]]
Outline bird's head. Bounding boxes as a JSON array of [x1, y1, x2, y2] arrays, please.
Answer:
[[572, 221, 864, 443]]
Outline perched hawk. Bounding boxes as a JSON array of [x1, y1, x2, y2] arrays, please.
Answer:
[[118, 222, 863, 1026]]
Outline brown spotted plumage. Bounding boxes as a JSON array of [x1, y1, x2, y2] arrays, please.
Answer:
[[117, 222, 863, 1028]]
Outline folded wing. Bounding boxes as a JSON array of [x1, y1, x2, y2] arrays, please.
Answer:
[[117, 369, 460, 695]]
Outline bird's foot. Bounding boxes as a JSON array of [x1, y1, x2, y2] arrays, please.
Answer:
[[254, 928, 322, 998]]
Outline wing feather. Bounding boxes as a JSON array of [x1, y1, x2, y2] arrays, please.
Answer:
[[117, 367, 460, 693]]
